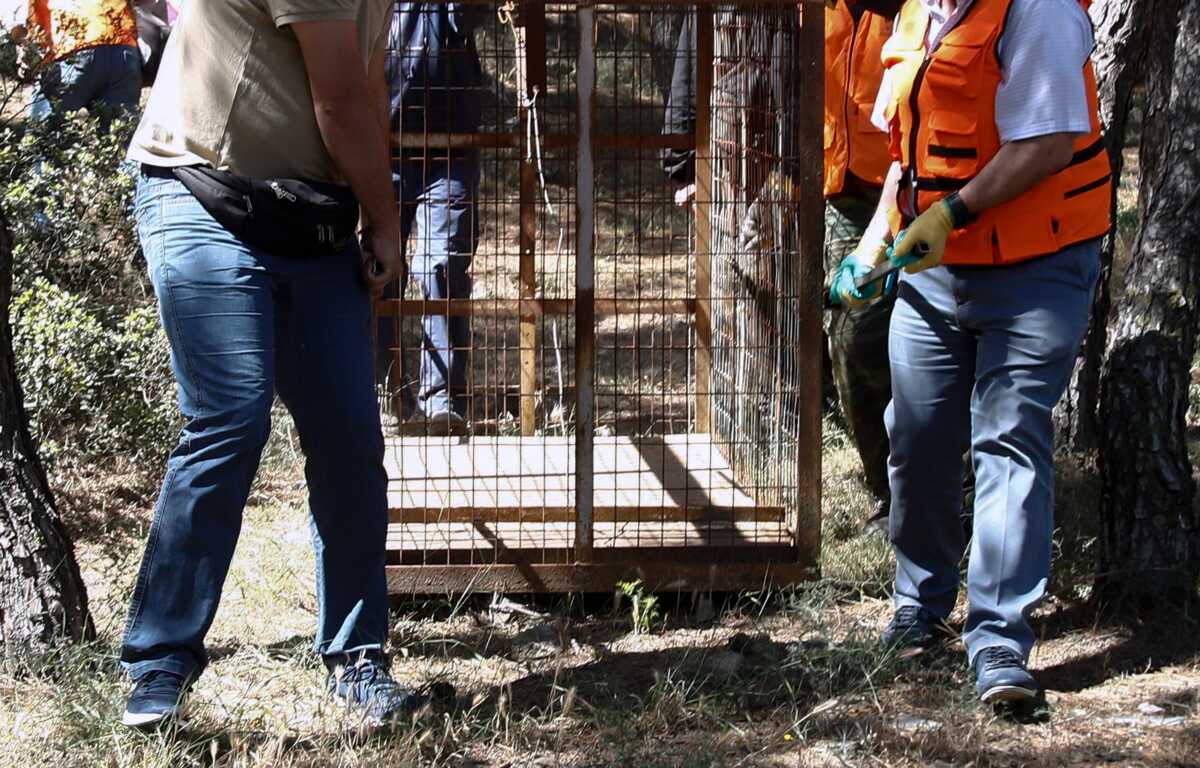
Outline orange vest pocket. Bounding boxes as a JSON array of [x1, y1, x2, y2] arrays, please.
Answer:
[[923, 110, 979, 178], [923, 41, 985, 98]]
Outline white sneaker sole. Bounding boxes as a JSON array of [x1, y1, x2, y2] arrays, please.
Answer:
[[980, 684, 1038, 704], [122, 707, 186, 729]]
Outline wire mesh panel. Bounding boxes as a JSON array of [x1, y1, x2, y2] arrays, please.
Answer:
[[709, 5, 805, 542], [380, 2, 822, 594]]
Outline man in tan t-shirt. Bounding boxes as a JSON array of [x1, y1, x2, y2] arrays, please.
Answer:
[[119, 0, 414, 729]]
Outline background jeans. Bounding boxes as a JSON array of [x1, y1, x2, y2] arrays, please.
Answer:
[[886, 240, 1100, 665], [120, 173, 389, 682], [378, 151, 479, 416], [30, 44, 142, 125]]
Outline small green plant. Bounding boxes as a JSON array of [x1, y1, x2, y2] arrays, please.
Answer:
[[616, 578, 661, 636]]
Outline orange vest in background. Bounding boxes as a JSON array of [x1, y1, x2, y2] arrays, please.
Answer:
[[28, 0, 138, 60], [824, 5, 893, 198], [881, 0, 1112, 266]]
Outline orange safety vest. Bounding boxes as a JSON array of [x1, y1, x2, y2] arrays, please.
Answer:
[[28, 0, 138, 60], [881, 0, 1112, 266], [824, 5, 893, 197]]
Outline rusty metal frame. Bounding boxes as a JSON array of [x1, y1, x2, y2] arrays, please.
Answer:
[[794, 2, 824, 564], [381, 2, 824, 595]]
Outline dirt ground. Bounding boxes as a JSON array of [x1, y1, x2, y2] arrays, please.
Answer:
[[2, 425, 1197, 768]]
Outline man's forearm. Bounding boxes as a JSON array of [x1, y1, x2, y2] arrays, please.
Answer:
[[368, 49, 390, 148], [958, 133, 1076, 216], [313, 95, 396, 232]]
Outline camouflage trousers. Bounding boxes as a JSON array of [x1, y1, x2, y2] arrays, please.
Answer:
[[823, 193, 893, 503]]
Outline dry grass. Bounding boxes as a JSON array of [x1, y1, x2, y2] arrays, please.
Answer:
[[3, 409, 1198, 768]]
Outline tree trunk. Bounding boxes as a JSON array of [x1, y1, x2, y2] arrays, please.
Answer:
[[1097, 0, 1200, 600], [1054, 0, 1150, 453], [0, 210, 94, 650]]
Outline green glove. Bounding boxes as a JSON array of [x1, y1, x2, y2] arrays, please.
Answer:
[[830, 240, 893, 309]]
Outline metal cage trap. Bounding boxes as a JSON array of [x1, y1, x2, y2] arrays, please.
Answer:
[[379, 1, 824, 594]]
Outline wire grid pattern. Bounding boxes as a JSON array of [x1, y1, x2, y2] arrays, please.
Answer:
[[708, 6, 804, 523], [381, 3, 803, 571]]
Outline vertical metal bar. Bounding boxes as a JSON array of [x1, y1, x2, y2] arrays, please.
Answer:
[[795, 2, 824, 566], [693, 4, 714, 434], [574, 1, 596, 564], [519, 4, 546, 437]]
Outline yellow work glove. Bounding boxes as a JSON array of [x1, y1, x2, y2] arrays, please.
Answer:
[[889, 199, 954, 274], [830, 239, 890, 309]]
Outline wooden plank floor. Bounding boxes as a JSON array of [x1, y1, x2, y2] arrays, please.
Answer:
[[387, 521, 791, 551], [385, 434, 790, 552]]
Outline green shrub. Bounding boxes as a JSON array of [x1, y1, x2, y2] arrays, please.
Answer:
[[11, 279, 112, 461], [12, 279, 178, 466], [0, 28, 175, 471], [1, 112, 144, 303], [110, 305, 179, 462]]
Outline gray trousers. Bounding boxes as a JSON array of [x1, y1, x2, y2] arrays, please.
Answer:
[[378, 151, 479, 416], [886, 240, 1100, 663]]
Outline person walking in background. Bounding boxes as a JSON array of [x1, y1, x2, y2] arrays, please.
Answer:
[[119, 0, 418, 729], [821, 0, 895, 535], [660, 10, 696, 206], [3, 0, 142, 123], [834, 0, 1112, 704], [378, 2, 484, 436]]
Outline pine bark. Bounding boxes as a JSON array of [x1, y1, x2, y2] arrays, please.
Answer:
[[1097, 0, 1200, 599], [1054, 0, 1150, 453], [0, 210, 94, 650]]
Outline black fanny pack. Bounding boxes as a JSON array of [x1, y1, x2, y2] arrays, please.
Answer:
[[171, 166, 359, 257]]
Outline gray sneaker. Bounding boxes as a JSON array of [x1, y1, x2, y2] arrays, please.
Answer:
[[122, 669, 190, 730], [973, 646, 1038, 704], [880, 605, 950, 653], [326, 655, 425, 724]]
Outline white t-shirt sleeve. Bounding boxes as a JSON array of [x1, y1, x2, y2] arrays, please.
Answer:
[[994, 0, 1095, 143], [871, 66, 895, 134]]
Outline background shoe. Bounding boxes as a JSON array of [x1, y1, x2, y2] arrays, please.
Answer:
[[423, 407, 467, 437], [974, 646, 1039, 704], [880, 605, 945, 652], [122, 669, 190, 729], [860, 499, 889, 537], [326, 655, 426, 724]]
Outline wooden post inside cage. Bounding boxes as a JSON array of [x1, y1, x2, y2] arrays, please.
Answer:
[[517, 4, 545, 437], [693, 4, 713, 435], [380, 1, 824, 595]]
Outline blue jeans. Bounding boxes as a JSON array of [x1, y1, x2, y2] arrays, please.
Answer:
[[30, 44, 142, 125], [378, 151, 479, 415], [886, 240, 1100, 665], [120, 173, 389, 682]]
